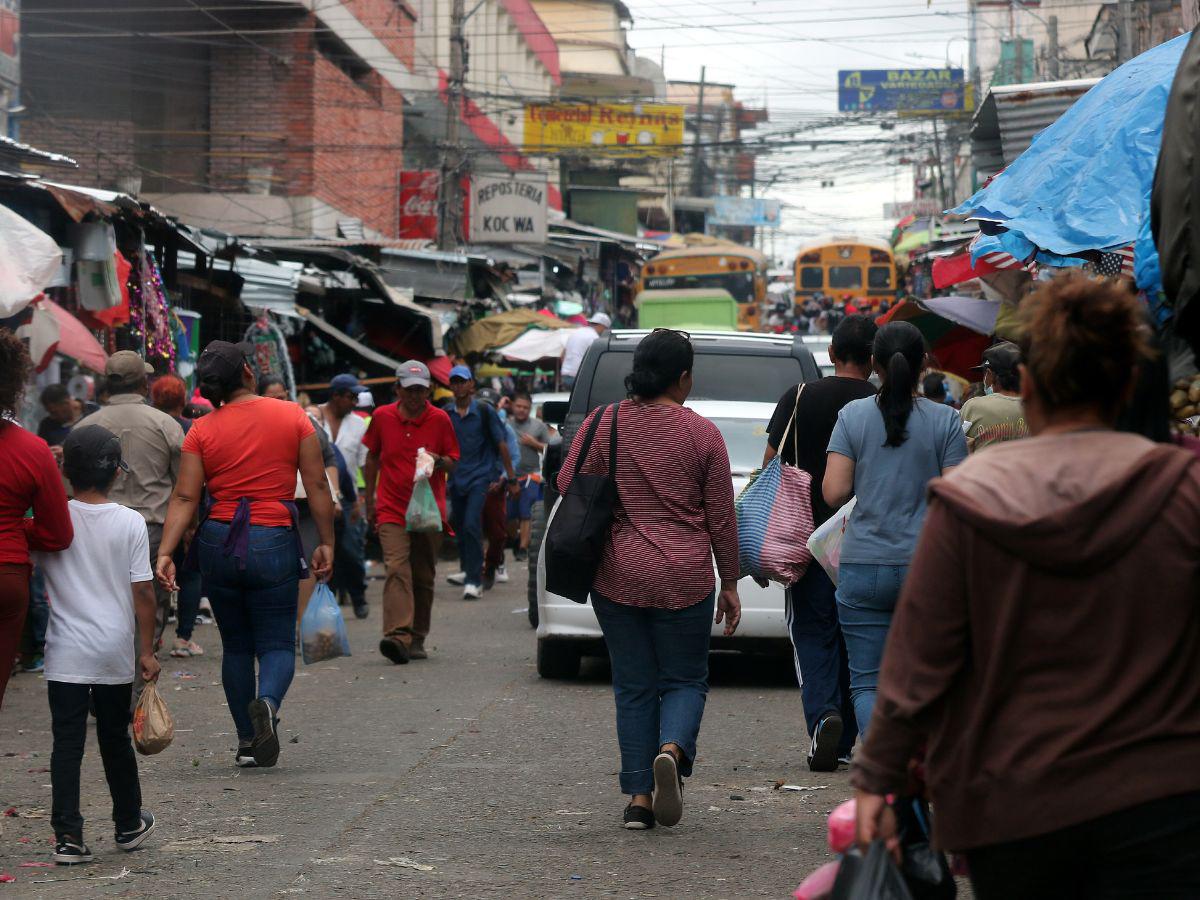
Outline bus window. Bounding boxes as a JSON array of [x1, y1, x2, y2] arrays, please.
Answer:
[[643, 271, 755, 302], [868, 266, 892, 289], [829, 266, 863, 289], [799, 267, 823, 289]]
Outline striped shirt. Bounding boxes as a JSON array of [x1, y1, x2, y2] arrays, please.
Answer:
[[557, 400, 739, 610]]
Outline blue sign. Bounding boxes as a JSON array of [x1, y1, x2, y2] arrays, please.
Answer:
[[711, 197, 782, 227], [838, 69, 968, 113]]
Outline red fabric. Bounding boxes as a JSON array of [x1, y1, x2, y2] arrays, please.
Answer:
[[38, 297, 108, 372], [85, 252, 133, 327], [425, 355, 453, 387], [931, 250, 1001, 290], [362, 402, 460, 528], [0, 423, 73, 565], [928, 330, 991, 381], [182, 396, 315, 526], [556, 401, 739, 610]]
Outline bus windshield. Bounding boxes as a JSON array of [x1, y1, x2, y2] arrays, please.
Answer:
[[642, 270, 757, 303]]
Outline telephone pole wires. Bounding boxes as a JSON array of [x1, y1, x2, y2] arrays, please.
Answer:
[[439, 0, 467, 250]]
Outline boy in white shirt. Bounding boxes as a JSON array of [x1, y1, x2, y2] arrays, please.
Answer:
[[37, 425, 160, 865]]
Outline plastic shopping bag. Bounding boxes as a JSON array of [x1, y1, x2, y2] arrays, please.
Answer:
[[300, 583, 352, 664], [807, 497, 857, 587], [132, 682, 175, 755], [735, 457, 815, 586], [831, 840, 915, 900], [406, 478, 443, 533]]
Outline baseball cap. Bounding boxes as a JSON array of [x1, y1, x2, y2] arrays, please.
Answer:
[[356, 390, 376, 409], [588, 312, 612, 328], [62, 424, 129, 479], [448, 364, 473, 382], [196, 340, 252, 384], [397, 360, 431, 388], [329, 373, 364, 395], [105, 350, 153, 387], [974, 341, 1022, 374]]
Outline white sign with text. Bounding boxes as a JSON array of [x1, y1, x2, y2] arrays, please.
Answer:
[[468, 172, 548, 244]]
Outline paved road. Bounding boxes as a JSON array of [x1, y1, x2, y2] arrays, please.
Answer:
[[1, 561, 852, 898]]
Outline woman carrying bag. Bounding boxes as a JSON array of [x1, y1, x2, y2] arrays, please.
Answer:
[[555, 329, 741, 831]]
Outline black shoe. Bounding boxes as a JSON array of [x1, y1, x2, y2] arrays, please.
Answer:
[[53, 836, 93, 865], [379, 637, 410, 665], [353, 600, 369, 620], [115, 810, 156, 852], [623, 803, 655, 830], [482, 569, 495, 591], [235, 744, 258, 768], [807, 713, 844, 773], [652, 751, 684, 827], [513, 548, 528, 562], [248, 698, 280, 768]]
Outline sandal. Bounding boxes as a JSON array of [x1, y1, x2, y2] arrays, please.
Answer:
[[170, 639, 204, 658]]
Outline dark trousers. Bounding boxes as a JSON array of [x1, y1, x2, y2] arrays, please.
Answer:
[[333, 511, 367, 604], [20, 566, 49, 657], [483, 486, 508, 576], [785, 563, 856, 755], [48, 680, 142, 838], [174, 542, 203, 641], [967, 791, 1200, 900], [0, 563, 30, 709], [448, 483, 487, 585]]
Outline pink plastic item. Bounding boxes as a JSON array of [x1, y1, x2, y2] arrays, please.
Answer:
[[793, 860, 840, 900], [827, 798, 857, 854]]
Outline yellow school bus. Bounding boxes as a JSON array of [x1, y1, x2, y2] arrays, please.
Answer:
[[793, 236, 896, 308], [639, 242, 766, 331]]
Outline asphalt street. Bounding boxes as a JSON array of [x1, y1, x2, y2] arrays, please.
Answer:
[[1, 560, 854, 898]]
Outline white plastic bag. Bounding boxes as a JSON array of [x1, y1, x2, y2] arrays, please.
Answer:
[[414, 446, 435, 481], [806, 497, 856, 586], [0, 205, 63, 317]]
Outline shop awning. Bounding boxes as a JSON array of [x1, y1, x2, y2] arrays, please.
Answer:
[[297, 306, 405, 371], [380, 247, 483, 303]]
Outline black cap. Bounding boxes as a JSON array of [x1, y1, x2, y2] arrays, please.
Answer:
[[196, 340, 252, 384], [974, 340, 1022, 375], [62, 424, 129, 479]]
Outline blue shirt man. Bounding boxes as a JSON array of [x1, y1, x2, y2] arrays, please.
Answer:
[[445, 366, 517, 598]]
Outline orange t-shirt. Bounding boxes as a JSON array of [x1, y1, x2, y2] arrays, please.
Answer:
[[182, 396, 315, 527]]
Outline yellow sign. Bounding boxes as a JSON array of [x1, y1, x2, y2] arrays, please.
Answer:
[[523, 103, 685, 156]]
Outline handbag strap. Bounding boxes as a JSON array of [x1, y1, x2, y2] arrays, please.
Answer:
[[572, 403, 613, 478], [781, 382, 807, 462], [607, 401, 618, 480]]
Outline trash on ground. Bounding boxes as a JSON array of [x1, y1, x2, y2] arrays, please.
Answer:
[[780, 784, 828, 792], [18, 862, 53, 868], [160, 834, 280, 852], [0, 873, 15, 883], [374, 857, 435, 872]]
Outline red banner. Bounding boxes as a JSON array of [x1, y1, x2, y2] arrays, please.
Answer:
[[399, 171, 439, 241]]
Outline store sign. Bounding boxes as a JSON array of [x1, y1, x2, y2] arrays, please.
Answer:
[[838, 68, 968, 113], [710, 197, 782, 227], [523, 103, 685, 156], [883, 199, 941, 218], [399, 170, 439, 241], [468, 173, 547, 243]]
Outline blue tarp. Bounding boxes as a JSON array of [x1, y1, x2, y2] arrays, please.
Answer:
[[953, 32, 1190, 287]]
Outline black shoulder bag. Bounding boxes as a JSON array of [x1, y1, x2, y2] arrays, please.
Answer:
[[544, 403, 618, 604]]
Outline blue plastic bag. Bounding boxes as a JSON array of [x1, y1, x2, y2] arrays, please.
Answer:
[[300, 583, 351, 664]]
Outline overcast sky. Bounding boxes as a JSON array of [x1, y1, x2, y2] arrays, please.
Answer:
[[622, 0, 971, 264]]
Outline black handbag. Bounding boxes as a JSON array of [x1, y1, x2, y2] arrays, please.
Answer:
[[544, 403, 619, 604]]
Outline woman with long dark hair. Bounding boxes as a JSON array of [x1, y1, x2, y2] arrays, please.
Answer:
[[557, 329, 740, 831], [155, 341, 335, 768], [822, 321, 967, 738]]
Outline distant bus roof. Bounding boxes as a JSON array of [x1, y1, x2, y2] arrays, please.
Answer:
[[794, 235, 893, 257], [648, 243, 768, 264]]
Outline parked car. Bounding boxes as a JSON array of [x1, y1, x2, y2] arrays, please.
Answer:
[[530, 329, 822, 678]]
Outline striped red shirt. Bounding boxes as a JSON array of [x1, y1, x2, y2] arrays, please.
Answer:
[[557, 400, 739, 610]]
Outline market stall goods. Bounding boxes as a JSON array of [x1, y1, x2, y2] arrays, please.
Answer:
[[1169, 374, 1200, 437]]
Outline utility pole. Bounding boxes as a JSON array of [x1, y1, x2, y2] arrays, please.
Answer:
[[1117, 0, 1134, 63], [690, 66, 707, 199], [438, 0, 467, 249], [1047, 15, 1060, 79], [931, 117, 948, 211]]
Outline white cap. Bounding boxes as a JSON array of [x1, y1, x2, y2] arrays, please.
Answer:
[[588, 312, 612, 328], [356, 390, 375, 409]]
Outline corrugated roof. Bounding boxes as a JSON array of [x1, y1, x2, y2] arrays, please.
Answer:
[[973, 78, 1101, 176]]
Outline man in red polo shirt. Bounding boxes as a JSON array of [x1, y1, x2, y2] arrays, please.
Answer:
[[362, 361, 459, 665]]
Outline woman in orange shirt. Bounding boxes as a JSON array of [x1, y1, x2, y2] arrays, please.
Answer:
[[156, 341, 334, 769]]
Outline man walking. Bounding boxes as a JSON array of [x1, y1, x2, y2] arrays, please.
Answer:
[[444, 366, 518, 600], [315, 373, 370, 619], [561, 312, 610, 389], [507, 391, 551, 561], [762, 315, 877, 771], [960, 341, 1029, 452], [362, 362, 459, 665], [77, 351, 183, 648]]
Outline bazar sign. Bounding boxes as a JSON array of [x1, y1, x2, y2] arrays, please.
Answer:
[[524, 103, 685, 155], [710, 197, 782, 227], [838, 69, 969, 113], [468, 172, 547, 244]]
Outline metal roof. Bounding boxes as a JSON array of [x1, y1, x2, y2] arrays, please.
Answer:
[[972, 78, 1101, 177]]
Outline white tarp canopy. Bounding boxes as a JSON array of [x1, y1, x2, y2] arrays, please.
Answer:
[[0, 205, 62, 317], [493, 327, 572, 362]]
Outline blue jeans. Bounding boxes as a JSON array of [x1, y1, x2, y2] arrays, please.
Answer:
[[334, 511, 367, 604], [593, 592, 714, 796], [448, 482, 487, 586], [197, 521, 300, 741], [786, 563, 856, 755], [174, 544, 202, 641], [835, 563, 908, 739]]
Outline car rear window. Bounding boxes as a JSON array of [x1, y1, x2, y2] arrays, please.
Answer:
[[585, 351, 805, 410]]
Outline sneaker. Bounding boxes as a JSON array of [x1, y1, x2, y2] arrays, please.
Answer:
[[379, 637, 410, 665], [352, 599, 369, 620], [838, 753, 853, 768], [652, 750, 684, 827], [235, 744, 258, 768], [247, 698, 280, 768], [446, 572, 467, 586], [114, 810, 156, 851], [513, 548, 529, 562], [194, 612, 214, 626], [807, 712, 844, 773], [53, 836, 93, 865], [462, 583, 483, 600], [21, 654, 44, 673], [170, 639, 204, 658], [408, 638, 428, 660], [482, 569, 495, 591], [495, 565, 509, 584], [623, 803, 655, 830]]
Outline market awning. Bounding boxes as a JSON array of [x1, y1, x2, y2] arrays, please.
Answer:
[[19, 296, 109, 372], [380, 247, 478, 302], [296, 306, 452, 386], [971, 78, 1099, 178], [452, 308, 574, 357], [494, 327, 572, 362]]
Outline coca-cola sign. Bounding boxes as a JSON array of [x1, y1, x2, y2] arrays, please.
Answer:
[[399, 170, 439, 241]]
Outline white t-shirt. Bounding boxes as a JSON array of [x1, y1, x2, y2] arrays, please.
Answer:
[[37, 500, 153, 684], [561, 326, 600, 378], [320, 409, 368, 480]]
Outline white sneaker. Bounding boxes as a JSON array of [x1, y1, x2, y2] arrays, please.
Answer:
[[495, 565, 509, 584], [463, 583, 483, 600], [446, 572, 466, 586]]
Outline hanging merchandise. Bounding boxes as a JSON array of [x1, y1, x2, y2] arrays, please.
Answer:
[[86, 251, 133, 327], [0, 205, 63, 318], [127, 243, 176, 371], [17, 296, 110, 373], [244, 314, 295, 398]]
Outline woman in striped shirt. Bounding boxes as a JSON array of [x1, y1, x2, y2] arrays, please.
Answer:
[[558, 328, 741, 831]]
